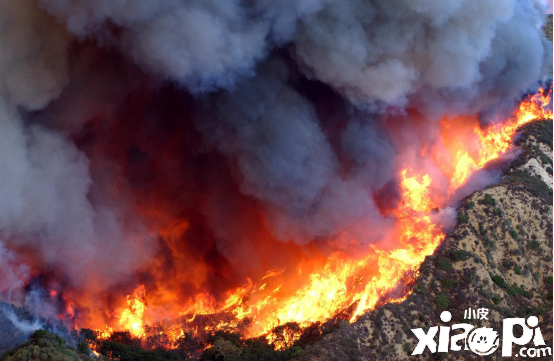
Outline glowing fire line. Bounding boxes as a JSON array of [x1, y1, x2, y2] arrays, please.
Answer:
[[90, 88, 552, 350]]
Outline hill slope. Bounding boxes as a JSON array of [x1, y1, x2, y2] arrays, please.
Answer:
[[298, 120, 553, 361]]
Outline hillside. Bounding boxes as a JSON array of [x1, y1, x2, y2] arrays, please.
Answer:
[[0, 302, 45, 355], [297, 120, 553, 360], [0, 330, 97, 361]]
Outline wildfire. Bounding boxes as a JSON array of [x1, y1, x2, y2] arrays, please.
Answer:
[[399, 169, 433, 213], [95, 285, 147, 340], [118, 285, 147, 338], [98, 326, 113, 339], [88, 88, 551, 350], [65, 301, 75, 319], [443, 89, 553, 190]]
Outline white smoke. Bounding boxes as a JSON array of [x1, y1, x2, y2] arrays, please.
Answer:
[[0, 307, 44, 334], [0, 242, 29, 301]]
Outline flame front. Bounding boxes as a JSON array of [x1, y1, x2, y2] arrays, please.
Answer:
[[440, 90, 553, 190], [81, 88, 551, 349]]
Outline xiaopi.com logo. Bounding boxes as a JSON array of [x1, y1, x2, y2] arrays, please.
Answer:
[[410, 308, 551, 358]]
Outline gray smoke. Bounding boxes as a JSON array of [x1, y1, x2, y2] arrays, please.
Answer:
[[0, 1, 155, 299], [196, 61, 393, 243], [0, 0, 549, 317], [38, 0, 550, 104], [0, 242, 29, 300], [0, 96, 154, 289], [0, 0, 70, 111], [1, 307, 44, 334]]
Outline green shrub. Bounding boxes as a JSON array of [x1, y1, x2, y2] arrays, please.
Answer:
[[403, 342, 412, 354], [483, 194, 496, 206], [509, 249, 520, 256], [493, 208, 503, 216], [527, 240, 540, 250], [451, 250, 470, 262], [521, 289, 532, 299], [457, 212, 470, 224], [505, 170, 552, 203], [465, 201, 475, 209], [517, 306, 538, 318], [478, 221, 486, 235], [540, 154, 552, 165], [5, 330, 96, 361], [492, 295, 501, 305], [508, 229, 519, 240], [77, 341, 89, 354], [523, 269, 531, 278], [491, 275, 507, 288], [289, 346, 305, 358], [30, 330, 65, 347], [508, 286, 521, 296], [420, 264, 430, 276], [538, 302, 551, 315], [441, 279, 453, 289], [435, 257, 453, 271], [100, 341, 178, 361], [482, 235, 495, 248], [435, 293, 449, 309], [546, 276, 553, 284], [515, 265, 522, 275]]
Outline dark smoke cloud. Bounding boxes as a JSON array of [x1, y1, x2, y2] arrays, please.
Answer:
[[0, 0, 550, 323], [38, 0, 550, 105], [195, 61, 391, 243]]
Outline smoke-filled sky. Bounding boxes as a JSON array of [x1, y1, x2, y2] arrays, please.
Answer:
[[0, 0, 551, 326]]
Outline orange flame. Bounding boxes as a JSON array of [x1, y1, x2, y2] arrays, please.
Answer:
[[117, 284, 146, 339], [443, 89, 552, 190], [87, 88, 552, 350]]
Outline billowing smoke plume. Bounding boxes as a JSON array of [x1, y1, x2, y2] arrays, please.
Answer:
[[0, 0, 550, 328], [37, 0, 550, 106], [195, 61, 392, 243]]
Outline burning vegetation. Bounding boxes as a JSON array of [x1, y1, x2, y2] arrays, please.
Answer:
[[79, 88, 552, 356], [2, 93, 551, 361], [0, 0, 552, 360]]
